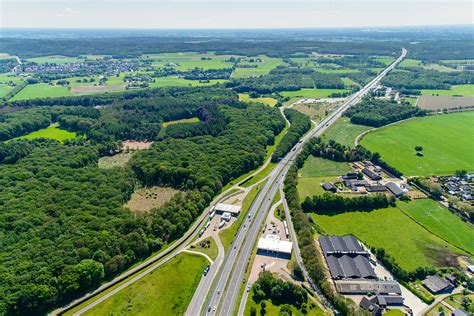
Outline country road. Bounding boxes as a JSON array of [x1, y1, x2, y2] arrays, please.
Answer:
[[202, 48, 407, 316]]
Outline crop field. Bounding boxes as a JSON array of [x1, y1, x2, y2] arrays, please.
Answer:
[[148, 52, 234, 70], [373, 56, 396, 65], [417, 95, 474, 111], [0, 85, 13, 98], [312, 207, 464, 271], [397, 199, 474, 255], [83, 253, 208, 316], [293, 103, 330, 121], [314, 68, 360, 74], [238, 93, 277, 106], [0, 74, 25, 84], [232, 55, 286, 78], [341, 77, 360, 88], [26, 55, 84, 64], [361, 112, 474, 176], [10, 83, 71, 100], [15, 123, 77, 142], [400, 58, 423, 68], [280, 88, 350, 98], [421, 84, 474, 97], [321, 117, 372, 147], [162, 117, 200, 127]]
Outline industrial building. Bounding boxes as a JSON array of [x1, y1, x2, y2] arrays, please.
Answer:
[[257, 234, 293, 259], [319, 235, 377, 280], [214, 203, 241, 216], [335, 280, 402, 295]]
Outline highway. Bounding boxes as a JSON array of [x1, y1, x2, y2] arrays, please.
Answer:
[[202, 48, 407, 316]]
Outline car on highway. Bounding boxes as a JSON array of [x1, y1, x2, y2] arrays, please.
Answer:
[[213, 305, 216, 311], [203, 265, 210, 276]]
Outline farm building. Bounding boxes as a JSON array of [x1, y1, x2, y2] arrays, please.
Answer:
[[257, 234, 293, 259], [386, 182, 404, 197], [343, 179, 369, 188], [362, 168, 382, 181], [366, 185, 388, 192], [342, 172, 359, 180], [322, 182, 337, 193], [422, 275, 454, 294], [214, 203, 241, 216], [360, 294, 405, 315], [360, 297, 382, 316], [335, 280, 402, 295], [326, 254, 377, 279], [319, 235, 368, 255]]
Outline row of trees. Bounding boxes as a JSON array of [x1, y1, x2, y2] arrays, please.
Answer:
[[302, 192, 394, 215], [271, 109, 311, 162], [343, 97, 426, 127]]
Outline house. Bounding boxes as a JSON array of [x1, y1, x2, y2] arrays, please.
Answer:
[[362, 168, 382, 181], [386, 182, 404, 197], [422, 275, 454, 294], [444, 274, 457, 284], [322, 182, 337, 193]]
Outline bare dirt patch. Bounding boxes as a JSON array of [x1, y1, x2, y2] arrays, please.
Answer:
[[417, 95, 474, 111], [125, 186, 183, 215], [98, 153, 133, 169], [71, 85, 124, 94], [122, 140, 153, 150]]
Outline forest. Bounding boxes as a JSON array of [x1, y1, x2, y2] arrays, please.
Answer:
[[0, 87, 285, 314], [382, 68, 474, 90], [343, 97, 426, 127]]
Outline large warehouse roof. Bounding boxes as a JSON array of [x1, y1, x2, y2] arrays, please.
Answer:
[[319, 235, 367, 255], [257, 234, 293, 254], [214, 203, 241, 214], [326, 255, 377, 279], [335, 280, 402, 295]]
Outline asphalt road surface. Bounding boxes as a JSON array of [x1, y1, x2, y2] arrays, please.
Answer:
[[202, 48, 407, 316]]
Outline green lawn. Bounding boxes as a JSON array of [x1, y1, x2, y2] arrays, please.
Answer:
[[397, 199, 474, 255], [148, 52, 235, 70], [14, 123, 77, 142], [297, 176, 340, 201], [280, 88, 350, 98], [10, 83, 71, 100], [0, 85, 14, 98], [300, 156, 352, 178], [384, 310, 405, 316], [400, 58, 423, 68], [421, 84, 474, 97], [312, 207, 464, 271], [238, 93, 278, 106], [341, 77, 360, 88], [373, 56, 396, 66], [360, 112, 474, 176], [83, 253, 208, 316], [233, 56, 286, 78], [321, 117, 372, 147], [244, 297, 324, 316], [191, 237, 218, 261], [162, 117, 200, 127], [26, 55, 84, 64], [0, 74, 25, 84], [149, 77, 226, 87]]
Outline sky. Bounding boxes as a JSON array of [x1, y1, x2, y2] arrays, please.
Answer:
[[1, 0, 473, 29]]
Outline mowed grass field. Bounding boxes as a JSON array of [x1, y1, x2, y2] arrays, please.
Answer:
[[238, 93, 277, 106], [232, 55, 286, 78], [280, 88, 350, 98], [397, 199, 474, 255], [312, 206, 464, 271], [15, 123, 77, 142], [421, 84, 474, 97], [83, 253, 208, 316], [148, 52, 234, 70], [149, 77, 226, 87], [162, 117, 200, 127], [361, 112, 474, 176], [321, 117, 372, 147], [26, 55, 84, 64], [297, 157, 351, 200], [10, 84, 71, 100]]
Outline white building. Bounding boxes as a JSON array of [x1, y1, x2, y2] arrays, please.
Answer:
[[257, 234, 293, 258], [221, 212, 232, 222], [214, 203, 241, 216]]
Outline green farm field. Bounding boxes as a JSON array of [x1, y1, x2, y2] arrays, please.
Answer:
[[148, 52, 234, 70], [361, 112, 474, 176], [149, 77, 226, 87], [321, 117, 372, 147], [0, 85, 13, 98], [280, 88, 350, 98], [398, 199, 474, 255], [83, 253, 208, 316], [232, 55, 286, 78], [14, 123, 77, 142], [312, 206, 464, 271], [238, 93, 278, 106], [10, 83, 71, 100], [26, 55, 84, 64], [421, 84, 474, 97]]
